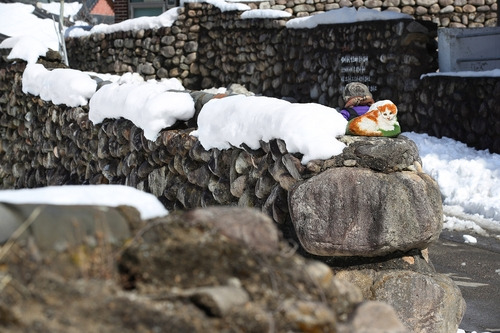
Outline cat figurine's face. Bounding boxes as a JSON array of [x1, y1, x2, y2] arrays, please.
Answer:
[[372, 101, 397, 123]]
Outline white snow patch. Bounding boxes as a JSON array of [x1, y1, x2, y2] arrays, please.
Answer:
[[67, 7, 180, 37], [22, 63, 97, 107], [241, 9, 292, 19], [0, 185, 168, 220], [463, 234, 478, 244], [89, 73, 194, 141], [286, 7, 412, 29], [191, 94, 348, 164]]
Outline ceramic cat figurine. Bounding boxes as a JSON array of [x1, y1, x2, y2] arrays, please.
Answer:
[[346, 100, 401, 137]]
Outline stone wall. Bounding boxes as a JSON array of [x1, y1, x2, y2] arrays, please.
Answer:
[[0, 58, 441, 246], [1, 58, 442, 257], [240, 0, 498, 27], [64, 3, 500, 154], [66, 3, 439, 121], [0, 62, 429, 230], [415, 74, 500, 154], [113, 0, 498, 27]]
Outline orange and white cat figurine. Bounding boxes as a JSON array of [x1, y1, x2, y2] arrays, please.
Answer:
[[346, 100, 401, 137]]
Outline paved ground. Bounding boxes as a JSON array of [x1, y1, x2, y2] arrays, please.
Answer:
[[429, 230, 500, 333]]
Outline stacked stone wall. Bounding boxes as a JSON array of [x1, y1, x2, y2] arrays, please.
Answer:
[[64, 3, 500, 154], [239, 0, 497, 27], [0, 61, 423, 239], [114, 0, 498, 27], [415, 75, 500, 153], [66, 3, 439, 124], [0, 62, 289, 212]]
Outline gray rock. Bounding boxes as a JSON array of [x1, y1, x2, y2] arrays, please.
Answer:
[[336, 269, 465, 333], [281, 299, 337, 332], [0, 203, 134, 251], [187, 285, 250, 317], [184, 206, 279, 254], [339, 301, 410, 333], [337, 135, 422, 172], [416, 0, 438, 6], [160, 45, 176, 58], [288, 168, 443, 257], [373, 270, 466, 333], [148, 166, 168, 197], [138, 62, 155, 75], [230, 174, 247, 198], [304, 261, 364, 316]]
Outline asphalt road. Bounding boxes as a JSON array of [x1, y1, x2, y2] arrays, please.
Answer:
[[429, 230, 500, 333]]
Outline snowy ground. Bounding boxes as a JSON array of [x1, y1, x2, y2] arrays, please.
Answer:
[[405, 133, 500, 241]]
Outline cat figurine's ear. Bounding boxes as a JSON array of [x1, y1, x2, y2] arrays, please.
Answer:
[[346, 100, 401, 137]]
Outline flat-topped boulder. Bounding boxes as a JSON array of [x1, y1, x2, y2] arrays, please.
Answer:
[[305, 135, 423, 173]]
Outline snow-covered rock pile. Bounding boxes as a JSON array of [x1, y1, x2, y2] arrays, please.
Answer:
[[0, 59, 466, 332]]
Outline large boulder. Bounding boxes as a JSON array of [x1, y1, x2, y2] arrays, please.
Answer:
[[288, 167, 443, 257]]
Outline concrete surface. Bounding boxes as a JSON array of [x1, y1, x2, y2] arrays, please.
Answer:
[[429, 230, 500, 333]]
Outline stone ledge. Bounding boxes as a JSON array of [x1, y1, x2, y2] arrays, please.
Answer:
[[0, 203, 137, 251], [306, 135, 423, 173]]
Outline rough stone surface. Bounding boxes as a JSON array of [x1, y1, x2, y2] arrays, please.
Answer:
[[115, 208, 397, 332], [183, 206, 280, 254], [336, 135, 422, 172], [413, 76, 500, 154], [2, 207, 402, 332], [336, 269, 466, 333], [339, 301, 410, 333], [372, 270, 466, 333], [289, 167, 443, 256], [186, 285, 250, 317], [0, 203, 135, 250]]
